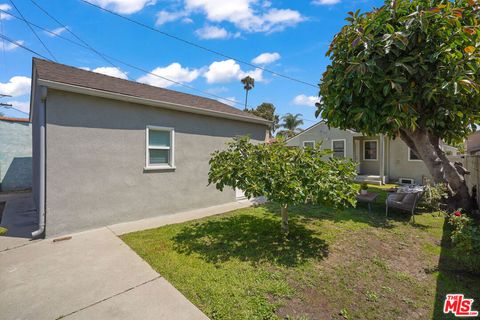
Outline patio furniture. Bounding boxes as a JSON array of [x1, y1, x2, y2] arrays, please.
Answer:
[[356, 192, 378, 214], [385, 188, 424, 222]]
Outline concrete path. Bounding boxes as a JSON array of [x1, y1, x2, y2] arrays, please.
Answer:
[[0, 198, 263, 320], [0, 227, 209, 320], [0, 192, 39, 252]]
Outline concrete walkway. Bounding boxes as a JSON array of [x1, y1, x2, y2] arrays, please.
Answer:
[[0, 198, 262, 319], [0, 192, 39, 252], [0, 227, 209, 320]]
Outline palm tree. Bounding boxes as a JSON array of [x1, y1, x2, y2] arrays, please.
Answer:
[[278, 113, 304, 138], [241, 76, 255, 111]]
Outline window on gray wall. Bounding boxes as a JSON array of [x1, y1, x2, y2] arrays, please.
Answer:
[[363, 140, 378, 160], [146, 126, 175, 169], [303, 141, 315, 148], [408, 148, 421, 161], [332, 139, 345, 158]]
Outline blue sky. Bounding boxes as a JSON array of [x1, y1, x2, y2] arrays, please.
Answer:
[[0, 0, 383, 127]]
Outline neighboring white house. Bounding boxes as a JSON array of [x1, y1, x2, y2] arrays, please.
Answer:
[[30, 58, 270, 238], [286, 121, 459, 185]]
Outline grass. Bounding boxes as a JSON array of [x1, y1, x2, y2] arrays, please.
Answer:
[[122, 185, 480, 320]]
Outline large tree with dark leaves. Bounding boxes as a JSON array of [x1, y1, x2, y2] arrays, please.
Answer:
[[316, 0, 480, 210]]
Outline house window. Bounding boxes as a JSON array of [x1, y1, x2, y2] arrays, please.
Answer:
[[331, 139, 346, 158], [408, 148, 421, 161], [363, 140, 378, 160], [303, 141, 315, 148], [146, 126, 175, 169]]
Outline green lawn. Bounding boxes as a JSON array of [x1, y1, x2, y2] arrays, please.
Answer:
[[122, 185, 480, 320]]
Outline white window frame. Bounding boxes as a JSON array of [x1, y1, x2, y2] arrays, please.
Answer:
[[145, 125, 175, 170], [331, 139, 346, 158], [303, 141, 315, 148], [408, 148, 422, 162], [363, 140, 378, 161]]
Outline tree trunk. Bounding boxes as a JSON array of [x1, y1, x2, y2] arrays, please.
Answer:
[[399, 128, 471, 211], [244, 90, 249, 111], [281, 204, 289, 234]]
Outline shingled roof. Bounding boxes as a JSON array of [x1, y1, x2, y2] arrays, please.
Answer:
[[32, 58, 268, 124]]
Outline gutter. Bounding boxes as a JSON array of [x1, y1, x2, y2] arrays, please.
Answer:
[[36, 79, 272, 126], [32, 87, 47, 239]]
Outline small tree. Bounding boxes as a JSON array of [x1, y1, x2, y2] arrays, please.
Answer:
[[317, 0, 480, 210], [241, 76, 255, 111], [245, 102, 280, 135], [208, 137, 359, 233], [278, 113, 304, 138]]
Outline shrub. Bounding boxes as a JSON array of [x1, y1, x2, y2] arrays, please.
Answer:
[[421, 183, 449, 211], [448, 211, 480, 274], [360, 182, 368, 191]]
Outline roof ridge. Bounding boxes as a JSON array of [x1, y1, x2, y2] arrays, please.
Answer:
[[32, 58, 264, 122]]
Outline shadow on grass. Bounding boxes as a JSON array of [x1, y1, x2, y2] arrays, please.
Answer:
[[172, 213, 328, 267], [433, 219, 480, 319]]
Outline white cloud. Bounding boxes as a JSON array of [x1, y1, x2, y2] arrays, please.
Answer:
[[137, 63, 200, 88], [3, 40, 24, 51], [45, 27, 67, 37], [203, 59, 263, 84], [0, 76, 31, 97], [88, 0, 156, 14], [5, 100, 30, 113], [292, 94, 319, 107], [312, 0, 341, 5], [81, 66, 128, 79], [156, 10, 188, 26], [92, 67, 128, 79], [0, 4, 12, 20], [195, 25, 230, 39], [251, 52, 280, 65], [158, 0, 304, 34]]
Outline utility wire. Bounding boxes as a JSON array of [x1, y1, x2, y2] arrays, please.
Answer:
[[9, 0, 57, 61], [78, 0, 319, 89], [29, 0, 129, 80], [0, 9, 252, 109], [0, 33, 50, 59]]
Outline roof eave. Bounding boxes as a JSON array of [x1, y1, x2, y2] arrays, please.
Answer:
[[36, 78, 271, 126]]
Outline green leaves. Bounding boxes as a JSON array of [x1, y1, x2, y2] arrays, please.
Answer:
[[317, 0, 480, 143], [208, 137, 359, 209]]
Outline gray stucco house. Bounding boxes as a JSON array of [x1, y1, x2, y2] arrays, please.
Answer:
[[286, 121, 458, 185], [0, 116, 32, 191], [30, 58, 270, 238]]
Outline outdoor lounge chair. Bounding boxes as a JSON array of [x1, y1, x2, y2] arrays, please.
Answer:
[[385, 191, 423, 222]]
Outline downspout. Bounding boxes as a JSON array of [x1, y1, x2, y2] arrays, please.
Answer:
[[32, 87, 47, 239]]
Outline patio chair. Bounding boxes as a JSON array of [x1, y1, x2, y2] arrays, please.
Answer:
[[385, 191, 423, 222]]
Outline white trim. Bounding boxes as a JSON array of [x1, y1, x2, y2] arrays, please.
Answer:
[[363, 139, 378, 161], [145, 125, 175, 170], [303, 140, 315, 148], [408, 147, 422, 162], [36, 79, 271, 126], [331, 139, 346, 158]]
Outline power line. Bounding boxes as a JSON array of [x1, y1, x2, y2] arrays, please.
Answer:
[[29, 0, 129, 80], [0, 9, 251, 109], [0, 33, 50, 59], [9, 0, 57, 61], [78, 0, 319, 89]]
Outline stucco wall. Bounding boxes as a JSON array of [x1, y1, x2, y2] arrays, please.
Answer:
[[44, 90, 267, 237], [286, 122, 357, 159], [0, 119, 32, 191], [387, 138, 431, 184]]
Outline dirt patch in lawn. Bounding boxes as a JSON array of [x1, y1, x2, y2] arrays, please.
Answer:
[[275, 223, 439, 319]]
